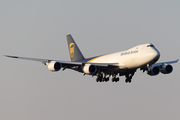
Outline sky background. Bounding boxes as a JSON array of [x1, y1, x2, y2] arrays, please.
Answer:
[[0, 0, 180, 120]]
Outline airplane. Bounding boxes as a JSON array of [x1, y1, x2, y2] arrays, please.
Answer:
[[4, 34, 179, 83]]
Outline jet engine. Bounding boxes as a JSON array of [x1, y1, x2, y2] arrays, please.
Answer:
[[47, 61, 61, 72], [83, 64, 97, 75], [147, 66, 160, 76], [160, 64, 173, 74]]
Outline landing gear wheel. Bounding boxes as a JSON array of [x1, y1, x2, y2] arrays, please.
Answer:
[[125, 78, 131, 83], [105, 77, 109, 82], [116, 77, 119, 82], [96, 76, 102, 82], [125, 72, 135, 83], [112, 77, 119, 82], [112, 77, 115, 82], [96, 78, 98, 82], [102, 78, 105, 82]]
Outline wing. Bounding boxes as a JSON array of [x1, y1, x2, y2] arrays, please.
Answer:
[[152, 59, 179, 67], [4, 55, 83, 66], [4, 55, 119, 67], [140, 59, 179, 72]]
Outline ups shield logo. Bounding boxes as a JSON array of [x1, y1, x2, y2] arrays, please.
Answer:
[[69, 43, 75, 58]]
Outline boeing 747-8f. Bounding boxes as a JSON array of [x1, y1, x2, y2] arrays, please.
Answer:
[[4, 34, 178, 83]]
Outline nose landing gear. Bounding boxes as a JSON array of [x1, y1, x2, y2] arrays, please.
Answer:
[[125, 72, 134, 83]]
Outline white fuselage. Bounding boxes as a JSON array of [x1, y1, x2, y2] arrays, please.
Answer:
[[88, 43, 160, 69]]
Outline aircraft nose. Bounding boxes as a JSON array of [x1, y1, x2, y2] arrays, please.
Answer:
[[150, 48, 160, 62]]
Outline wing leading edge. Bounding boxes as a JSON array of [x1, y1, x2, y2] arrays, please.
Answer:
[[152, 59, 179, 67], [140, 59, 179, 73]]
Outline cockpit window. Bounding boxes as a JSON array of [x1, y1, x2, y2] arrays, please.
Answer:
[[147, 45, 154, 47]]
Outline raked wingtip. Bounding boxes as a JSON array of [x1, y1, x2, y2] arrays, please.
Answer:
[[3, 55, 18, 58]]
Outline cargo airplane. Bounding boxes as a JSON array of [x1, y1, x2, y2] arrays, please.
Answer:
[[4, 34, 178, 83]]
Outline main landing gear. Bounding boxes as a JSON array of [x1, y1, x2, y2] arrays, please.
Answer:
[[96, 75, 119, 82], [112, 77, 119, 82], [96, 72, 135, 83], [96, 75, 109, 82]]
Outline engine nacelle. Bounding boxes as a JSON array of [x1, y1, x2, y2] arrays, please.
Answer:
[[147, 66, 160, 76], [47, 61, 61, 72], [83, 64, 97, 75], [160, 64, 173, 74]]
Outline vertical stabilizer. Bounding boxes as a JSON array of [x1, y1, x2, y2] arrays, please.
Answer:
[[66, 34, 85, 61]]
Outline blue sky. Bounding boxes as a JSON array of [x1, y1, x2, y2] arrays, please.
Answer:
[[0, 0, 180, 120]]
